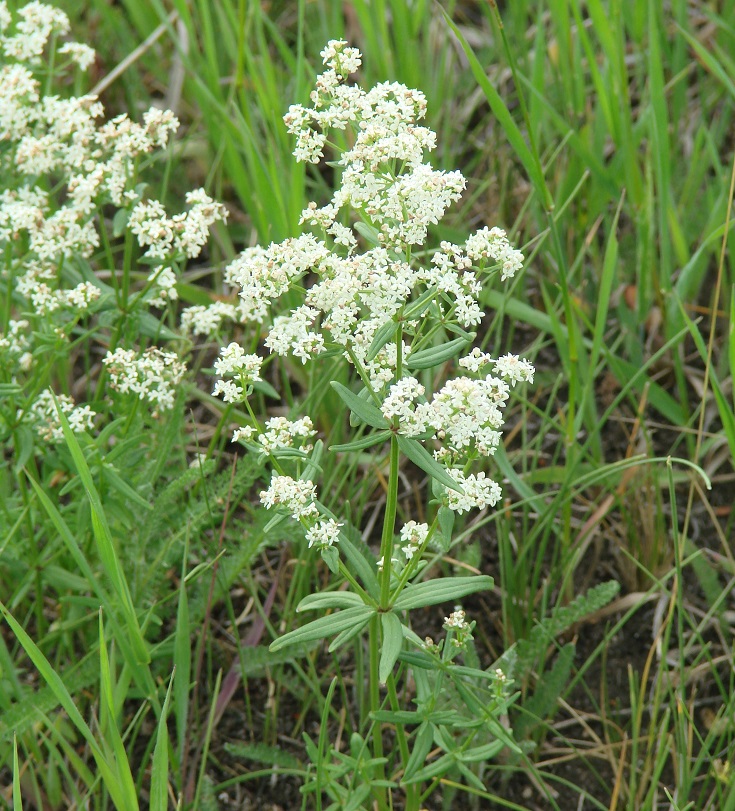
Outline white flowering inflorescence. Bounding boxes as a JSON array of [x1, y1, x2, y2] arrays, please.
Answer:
[[0, 1, 229, 447], [207, 39, 534, 561], [24, 389, 96, 443], [103, 348, 185, 414]]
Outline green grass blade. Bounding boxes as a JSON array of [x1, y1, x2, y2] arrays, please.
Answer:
[[52, 396, 151, 669], [150, 668, 175, 811], [442, 12, 551, 210], [98, 610, 140, 811], [0, 601, 126, 809], [174, 536, 192, 758], [12, 734, 22, 811]]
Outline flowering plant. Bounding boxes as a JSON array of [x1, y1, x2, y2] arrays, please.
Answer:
[[204, 39, 534, 805], [0, 0, 226, 453]]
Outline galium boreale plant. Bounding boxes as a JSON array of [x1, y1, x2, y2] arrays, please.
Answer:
[[204, 40, 534, 808], [0, 0, 228, 493], [0, 3, 226, 805]]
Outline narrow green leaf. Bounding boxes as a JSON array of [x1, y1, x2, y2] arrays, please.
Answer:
[[393, 576, 494, 611], [676, 298, 735, 458], [0, 383, 22, 397], [150, 669, 175, 811], [406, 335, 474, 370], [174, 541, 191, 757], [12, 735, 21, 811], [0, 601, 124, 809], [269, 605, 376, 651], [331, 381, 388, 428], [404, 285, 439, 319], [367, 318, 399, 362], [396, 435, 462, 492], [224, 741, 302, 770], [379, 612, 404, 684], [336, 531, 380, 599], [677, 23, 735, 100], [297, 592, 368, 612], [354, 221, 380, 245], [330, 429, 391, 453], [327, 616, 372, 651], [443, 13, 551, 209], [403, 722, 435, 781], [52, 398, 151, 668], [402, 751, 453, 785], [438, 505, 455, 547], [730, 287, 735, 408], [98, 612, 139, 810], [321, 545, 340, 574]]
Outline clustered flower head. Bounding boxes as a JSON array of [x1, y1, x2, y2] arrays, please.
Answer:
[[259, 473, 342, 551], [24, 388, 96, 443], [128, 193, 223, 259], [443, 607, 475, 651], [103, 347, 185, 414], [206, 41, 529, 400], [284, 38, 463, 249], [378, 519, 430, 573], [213, 40, 534, 563], [233, 416, 316, 455], [0, 1, 224, 362], [211, 342, 263, 404]]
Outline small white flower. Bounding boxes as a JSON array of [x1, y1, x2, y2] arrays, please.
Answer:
[[492, 354, 535, 387], [24, 389, 95, 443], [305, 518, 343, 549], [212, 379, 243, 403], [260, 474, 318, 520], [399, 521, 429, 547], [180, 302, 237, 337], [458, 348, 493, 372], [380, 377, 427, 434], [443, 608, 467, 630], [103, 347, 185, 412], [445, 470, 502, 514], [232, 425, 257, 443], [256, 416, 316, 454], [58, 41, 95, 70]]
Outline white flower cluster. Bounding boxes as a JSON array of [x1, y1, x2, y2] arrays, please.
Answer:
[[259, 473, 342, 550], [378, 519, 430, 572], [233, 415, 316, 454], [0, 2, 204, 328], [399, 520, 428, 560], [126, 190, 227, 308], [211, 342, 263, 404], [492, 353, 535, 387], [12, 260, 101, 316], [443, 608, 468, 630], [203, 43, 525, 395], [284, 39, 464, 248], [0, 1, 68, 62], [129, 190, 227, 305], [180, 301, 237, 337], [103, 347, 185, 413], [380, 370, 516, 458], [58, 40, 94, 70], [24, 388, 95, 443], [205, 40, 533, 553], [444, 470, 502, 515], [0, 319, 32, 373]]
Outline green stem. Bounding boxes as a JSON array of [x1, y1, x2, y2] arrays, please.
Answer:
[[379, 435, 400, 609], [386, 672, 417, 810], [367, 615, 389, 811]]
